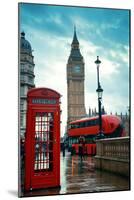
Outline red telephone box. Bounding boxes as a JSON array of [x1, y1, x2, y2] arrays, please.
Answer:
[[24, 88, 61, 191]]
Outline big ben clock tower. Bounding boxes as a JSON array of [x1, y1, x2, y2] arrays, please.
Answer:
[[67, 28, 86, 124]]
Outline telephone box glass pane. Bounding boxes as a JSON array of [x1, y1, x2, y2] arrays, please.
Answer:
[[34, 112, 54, 172]]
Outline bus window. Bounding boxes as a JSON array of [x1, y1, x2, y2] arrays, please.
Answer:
[[86, 120, 91, 127], [86, 119, 99, 127], [95, 119, 99, 125], [90, 120, 94, 126], [75, 123, 80, 128], [72, 137, 78, 144], [80, 121, 86, 128], [86, 135, 96, 143], [71, 124, 76, 129]]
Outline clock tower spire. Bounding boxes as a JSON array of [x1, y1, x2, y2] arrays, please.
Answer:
[[67, 28, 86, 125], [72, 25, 79, 46]]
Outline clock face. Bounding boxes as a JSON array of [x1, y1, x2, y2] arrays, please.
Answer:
[[73, 65, 81, 73]]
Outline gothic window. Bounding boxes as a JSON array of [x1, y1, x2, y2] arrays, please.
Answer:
[[28, 65, 33, 73], [28, 76, 33, 84], [20, 115, 23, 127], [20, 86, 25, 96], [21, 75, 27, 82], [29, 65, 32, 69], [20, 102, 23, 111], [23, 101, 27, 110], [20, 63, 25, 70]]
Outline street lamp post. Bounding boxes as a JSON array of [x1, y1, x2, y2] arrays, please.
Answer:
[[95, 56, 105, 139]]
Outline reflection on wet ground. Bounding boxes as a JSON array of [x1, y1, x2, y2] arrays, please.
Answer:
[[23, 151, 130, 197], [60, 152, 130, 194]]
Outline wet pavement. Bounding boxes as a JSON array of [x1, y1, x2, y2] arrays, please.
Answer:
[[23, 151, 130, 197]]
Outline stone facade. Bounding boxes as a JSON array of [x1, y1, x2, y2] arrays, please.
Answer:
[[20, 32, 35, 137], [95, 137, 130, 177], [67, 28, 86, 124]]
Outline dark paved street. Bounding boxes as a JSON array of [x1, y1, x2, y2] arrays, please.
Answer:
[[60, 152, 129, 194], [23, 151, 130, 197]]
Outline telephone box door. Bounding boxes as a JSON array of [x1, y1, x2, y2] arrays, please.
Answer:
[[25, 88, 60, 191]]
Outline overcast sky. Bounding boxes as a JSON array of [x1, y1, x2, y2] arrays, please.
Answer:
[[19, 3, 130, 136]]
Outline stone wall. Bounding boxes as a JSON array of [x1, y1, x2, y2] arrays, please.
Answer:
[[95, 137, 130, 177]]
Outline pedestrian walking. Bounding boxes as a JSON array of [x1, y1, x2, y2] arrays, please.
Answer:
[[20, 138, 25, 167], [78, 136, 85, 161], [62, 142, 66, 157]]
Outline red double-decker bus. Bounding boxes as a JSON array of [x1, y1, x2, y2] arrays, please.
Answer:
[[68, 115, 125, 155]]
